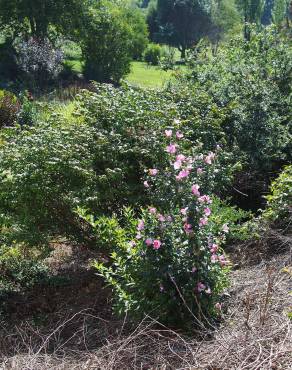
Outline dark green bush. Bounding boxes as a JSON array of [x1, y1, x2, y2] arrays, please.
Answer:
[[0, 39, 19, 81], [183, 26, 292, 173], [263, 165, 292, 226], [0, 89, 20, 128], [143, 43, 162, 65], [0, 122, 99, 245], [81, 1, 133, 83], [0, 243, 48, 295]]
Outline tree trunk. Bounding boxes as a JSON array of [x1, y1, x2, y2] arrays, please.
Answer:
[[180, 47, 186, 59]]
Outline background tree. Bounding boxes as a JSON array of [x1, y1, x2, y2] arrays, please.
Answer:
[[0, 0, 86, 40], [155, 0, 214, 58], [212, 0, 241, 40], [80, 1, 134, 82], [236, 0, 265, 39], [272, 0, 291, 27], [121, 6, 149, 60]]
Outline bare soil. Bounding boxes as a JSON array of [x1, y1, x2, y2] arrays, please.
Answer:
[[0, 239, 291, 370]]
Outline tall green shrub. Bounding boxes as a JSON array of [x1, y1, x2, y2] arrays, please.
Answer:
[[80, 1, 133, 82]]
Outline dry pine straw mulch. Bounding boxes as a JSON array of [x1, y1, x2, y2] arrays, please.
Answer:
[[0, 240, 291, 370]]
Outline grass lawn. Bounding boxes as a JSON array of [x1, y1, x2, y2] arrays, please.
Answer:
[[125, 61, 175, 88], [63, 56, 185, 89]]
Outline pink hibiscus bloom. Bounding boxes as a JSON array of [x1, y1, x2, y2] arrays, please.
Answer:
[[153, 240, 162, 250], [197, 167, 203, 175], [215, 302, 222, 311], [149, 169, 158, 176], [145, 238, 153, 246], [165, 129, 172, 137], [204, 152, 216, 165], [191, 184, 200, 197], [176, 131, 184, 139], [143, 181, 149, 188], [137, 220, 145, 231], [176, 169, 190, 180], [211, 254, 218, 263], [198, 195, 212, 204], [204, 207, 211, 216], [149, 207, 157, 214], [199, 217, 208, 226], [158, 214, 166, 222], [219, 255, 228, 266], [173, 160, 182, 170], [222, 224, 229, 233], [210, 244, 219, 253], [197, 282, 206, 292], [205, 287, 212, 295], [184, 223, 193, 234], [176, 154, 186, 162], [180, 207, 188, 215], [166, 144, 177, 154]]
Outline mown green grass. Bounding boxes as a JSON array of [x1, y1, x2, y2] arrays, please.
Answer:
[[125, 61, 175, 88], [62, 54, 185, 89]]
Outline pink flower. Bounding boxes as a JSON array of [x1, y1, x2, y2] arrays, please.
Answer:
[[129, 241, 136, 247], [192, 266, 197, 273], [158, 214, 166, 222], [197, 282, 206, 292], [211, 254, 218, 263], [198, 195, 212, 204], [137, 220, 145, 231], [199, 217, 208, 226], [176, 154, 186, 162], [204, 152, 215, 165], [184, 223, 193, 234], [176, 131, 184, 139], [205, 287, 212, 295], [215, 302, 222, 311], [222, 224, 229, 233], [149, 207, 157, 214], [219, 255, 228, 266], [136, 232, 142, 239], [191, 184, 200, 197], [145, 238, 153, 246], [210, 244, 219, 253], [166, 215, 173, 222], [166, 144, 177, 154], [149, 169, 158, 176], [165, 129, 172, 137], [204, 207, 211, 216], [173, 160, 182, 170], [197, 167, 203, 175], [153, 240, 161, 250], [143, 181, 149, 188], [180, 207, 188, 215], [176, 169, 190, 180]]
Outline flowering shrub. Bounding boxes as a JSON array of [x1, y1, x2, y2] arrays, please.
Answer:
[[95, 127, 233, 327]]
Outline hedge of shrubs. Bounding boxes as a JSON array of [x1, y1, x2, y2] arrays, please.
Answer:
[[0, 27, 291, 328]]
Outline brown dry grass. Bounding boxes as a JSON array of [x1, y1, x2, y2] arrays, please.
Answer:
[[0, 240, 291, 370]]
